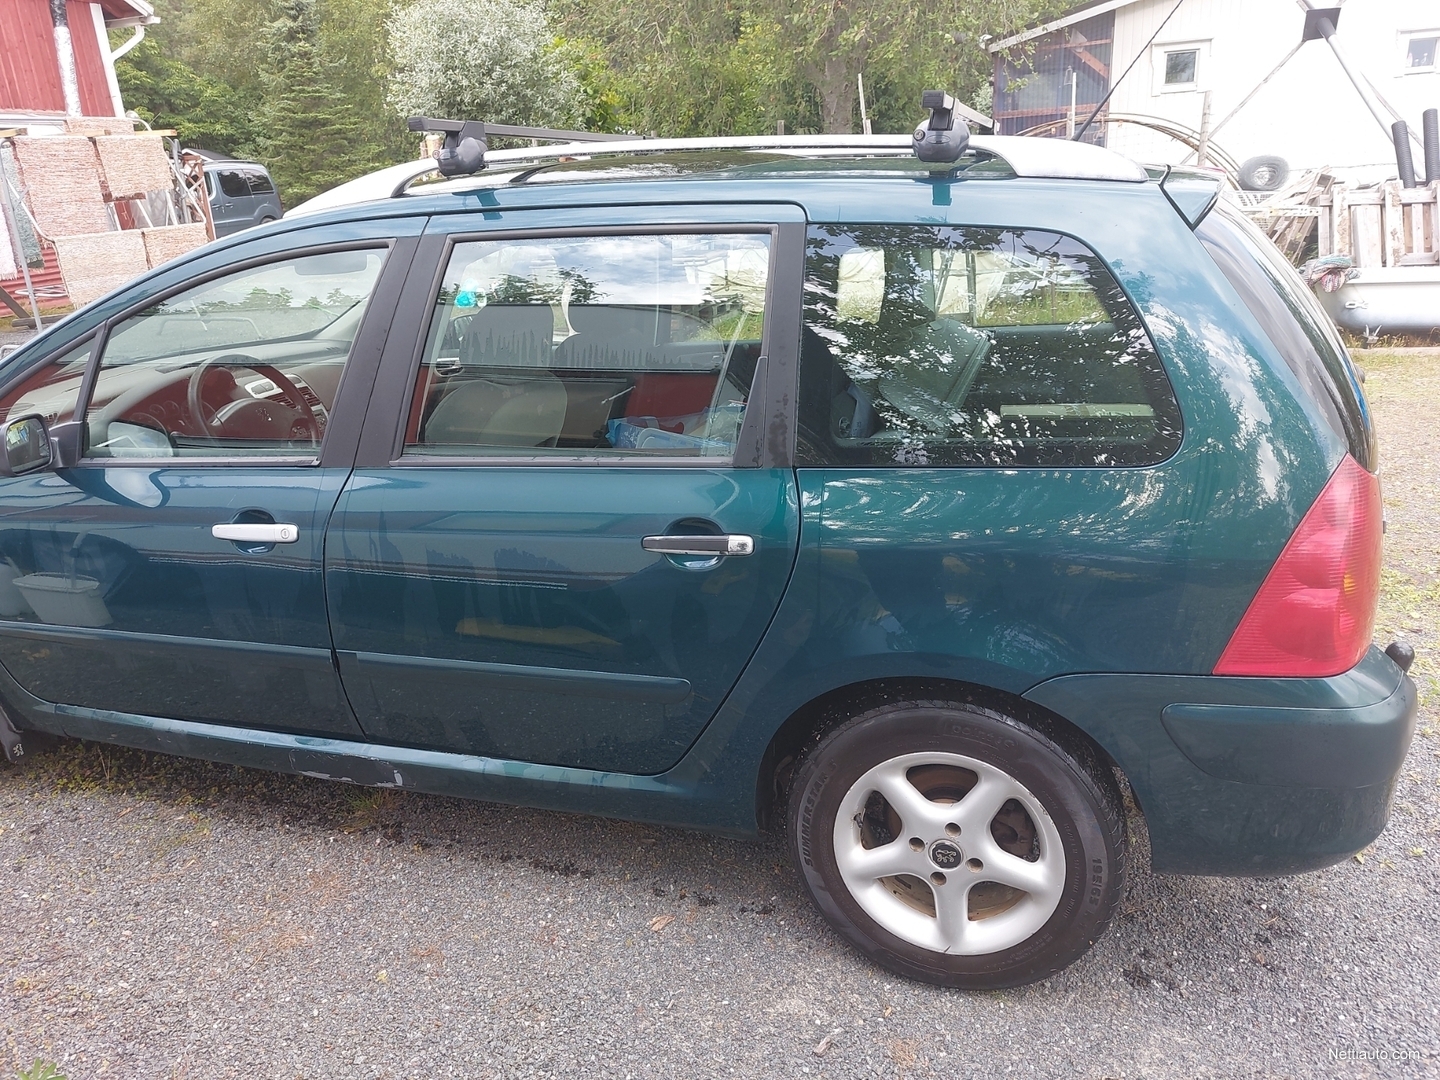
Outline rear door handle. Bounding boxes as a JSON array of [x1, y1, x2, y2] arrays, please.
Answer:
[[642, 534, 754, 556], [212, 523, 299, 544]]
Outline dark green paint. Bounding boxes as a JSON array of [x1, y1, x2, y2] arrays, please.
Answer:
[[1024, 647, 1413, 874], [326, 467, 799, 774], [0, 466, 359, 737]]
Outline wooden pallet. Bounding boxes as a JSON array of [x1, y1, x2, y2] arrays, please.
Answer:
[[1315, 180, 1440, 267]]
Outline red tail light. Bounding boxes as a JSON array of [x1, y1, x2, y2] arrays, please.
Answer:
[[1214, 455, 1382, 678]]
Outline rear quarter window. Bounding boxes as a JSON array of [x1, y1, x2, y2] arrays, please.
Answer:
[[1196, 205, 1373, 469], [798, 224, 1182, 467]]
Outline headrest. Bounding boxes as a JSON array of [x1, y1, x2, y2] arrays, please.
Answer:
[[459, 304, 554, 366], [565, 305, 656, 341]]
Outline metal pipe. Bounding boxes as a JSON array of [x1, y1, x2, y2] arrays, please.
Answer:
[[1362, 73, 1426, 153], [0, 150, 41, 332], [49, 0, 82, 117], [1393, 121, 1418, 187], [110, 24, 147, 62], [1201, 40, 1304, 146], [1312, 16, 1403, 147], [1424, 109, 1439, 186]]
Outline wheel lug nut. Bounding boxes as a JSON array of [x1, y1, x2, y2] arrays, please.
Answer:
[[967, 858, 983, 872], [908, 837, 924, 851], [945, 823, 960, 837], [930, 872, 947, 886]]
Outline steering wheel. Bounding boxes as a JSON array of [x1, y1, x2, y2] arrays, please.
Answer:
[[186, 353, 320, 447]]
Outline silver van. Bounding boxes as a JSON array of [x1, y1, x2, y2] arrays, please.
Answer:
[[203, 161, 283, 236]]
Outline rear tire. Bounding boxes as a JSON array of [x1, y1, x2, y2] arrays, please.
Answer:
[[787, 699, 1125, 988]]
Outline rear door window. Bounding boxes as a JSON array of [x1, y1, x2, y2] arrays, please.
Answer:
[[404, 230, 770, 459], [798, 225, 1181, 467], [1196, 204, 1373, 469], [217, 170, 247, 198]]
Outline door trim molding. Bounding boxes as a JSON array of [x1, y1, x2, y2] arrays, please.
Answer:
[[338, 649, 693, 704]]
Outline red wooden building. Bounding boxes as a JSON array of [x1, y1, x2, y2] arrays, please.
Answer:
[[1, 0, 157, 311], [1, 0, 157, 124]]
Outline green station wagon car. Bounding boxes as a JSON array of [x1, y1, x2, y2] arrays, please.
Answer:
[[0, 106, 1417, 989]]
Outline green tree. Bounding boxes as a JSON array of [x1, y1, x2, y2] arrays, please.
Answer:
[[556, 0, 1063, 135], [114, 35, 259, 154], [386, 0, 584, 129], [253, 0, 391, 206]]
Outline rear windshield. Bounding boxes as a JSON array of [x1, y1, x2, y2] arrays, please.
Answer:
[[1196, 204, 1374, 469]]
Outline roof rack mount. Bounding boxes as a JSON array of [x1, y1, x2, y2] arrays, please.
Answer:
[[407, 116, 633, 177]]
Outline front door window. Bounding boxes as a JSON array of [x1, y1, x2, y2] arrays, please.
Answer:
[[83, 249, 386, 459]]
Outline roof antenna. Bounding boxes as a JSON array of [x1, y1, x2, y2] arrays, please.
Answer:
[[912, 90, 970, 164]]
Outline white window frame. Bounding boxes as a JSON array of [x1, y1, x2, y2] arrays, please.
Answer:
[[1400, 30, 1439, 75], [1152, 40, 1209, 94]]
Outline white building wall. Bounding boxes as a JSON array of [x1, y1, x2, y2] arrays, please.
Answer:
[[1101, 0, 1440, 180]]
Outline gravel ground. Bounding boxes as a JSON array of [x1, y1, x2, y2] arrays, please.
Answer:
[[0, 326, 38, 354], [2, 352, 1438, 1080]]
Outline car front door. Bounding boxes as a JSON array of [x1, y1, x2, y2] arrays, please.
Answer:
[[325, 206, 805, 774], [0, 226, 419, 737]]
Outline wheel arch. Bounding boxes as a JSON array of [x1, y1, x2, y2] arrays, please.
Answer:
[[754, 675, 1133, 833]]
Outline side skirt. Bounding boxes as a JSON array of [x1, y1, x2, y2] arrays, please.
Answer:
[[15, 700, 753, 838]]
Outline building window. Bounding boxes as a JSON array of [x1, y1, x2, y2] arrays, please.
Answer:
[[1152, 40, 1207, 93], [1405, 33, 1438, 72], [1164, 49, 1199, 85]]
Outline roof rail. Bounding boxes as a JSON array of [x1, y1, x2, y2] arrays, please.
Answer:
[[288, 133, 1149, 219], [407, 115, 633, 176]]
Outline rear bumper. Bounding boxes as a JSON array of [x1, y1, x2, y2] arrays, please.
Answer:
[[1025, 647, 1418, 876]]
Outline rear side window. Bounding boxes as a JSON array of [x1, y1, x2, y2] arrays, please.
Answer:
[[245, 171, 276, 195], [1196, 205, 1373, 469], [798, 225, 1181, 467]]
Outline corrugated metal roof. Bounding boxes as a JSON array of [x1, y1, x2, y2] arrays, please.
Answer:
[[0, 245, 70, 307]]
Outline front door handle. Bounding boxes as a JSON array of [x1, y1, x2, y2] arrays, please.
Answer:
[[642, 534, 754, 557], [212, 523, 299, 544]]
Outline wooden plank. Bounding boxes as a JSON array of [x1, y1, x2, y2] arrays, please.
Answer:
[[1409, 201, 1426, 259], [1333, 183, 1350, 259], [1352, 204, 1383, 267], [1383, 184, 1405, 266]]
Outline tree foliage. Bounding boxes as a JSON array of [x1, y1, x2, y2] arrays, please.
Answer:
[[253, 0, 391, 206], [555, 0, 1064, 135], [118, 0, 397, 207], [387, 0, 584, 129], [116, 0, 1066, 206], [112, 35, 259, 155]]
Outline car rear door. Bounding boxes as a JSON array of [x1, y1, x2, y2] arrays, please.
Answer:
[[324, 204, 805, 774], [0, 220, 422, 738]]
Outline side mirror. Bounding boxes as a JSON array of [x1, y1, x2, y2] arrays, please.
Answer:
[[2, 414, 53, 476]]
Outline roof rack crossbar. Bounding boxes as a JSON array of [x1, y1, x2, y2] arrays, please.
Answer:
[[407, 116, 636, 177]]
